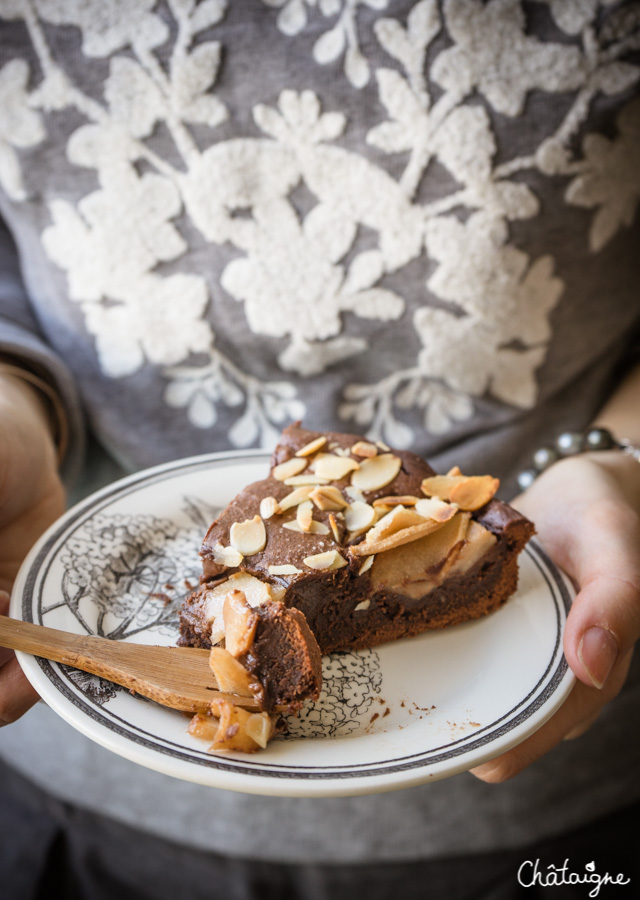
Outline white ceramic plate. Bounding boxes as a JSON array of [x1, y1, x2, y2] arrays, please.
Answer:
[[11, 451, 575, 797]]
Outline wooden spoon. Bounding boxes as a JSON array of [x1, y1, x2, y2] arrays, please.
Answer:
[[0, 615, 261, 713]]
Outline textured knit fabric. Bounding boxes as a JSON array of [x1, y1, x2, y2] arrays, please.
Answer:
[[0, 0, 639, 865]]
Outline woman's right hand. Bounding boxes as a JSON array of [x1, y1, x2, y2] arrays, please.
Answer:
[[0, 371, 66, 723]]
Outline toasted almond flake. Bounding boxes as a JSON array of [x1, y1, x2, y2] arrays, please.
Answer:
[[209, 647, 256, 698], [259, 496, 280, 519], [376, 440, 391, 451], [244, 712, 274, 749], [447, 465, 462, 477], [309, 485, 348, 511], [350, 453, 402, 492], [328, 513, 340, 543], [333, 446, 352, 457], [212, 542, 244, 568], [345, 484, 366, 505], [368, 505, 426, 541], [345, 501, 376, 533], [229, 515, 267, 556], [314, 454, 360, 481], [188, 713, 220, 742], [284, 474, 331, 486], [205, 573, 276, 643], [295, 435, 327, 457], [273, 457, 307, 481], [223, 590, 258, 658], [372, 494, 419, 507], [350, 517, 449, 556], [207, 700, 262, 753], [354, 598, 371, 610], [358, 555, 374, 575], [328, 441, 339, 450], [449, 475, 500, 511], [278, 485, 314, 511], [303, 549, 348, 571], [420, 474, 461, 499], [282, 519, 331, 535], [414, 497, 458, 523], [268, 564, 303, 576], [297, 501, 313, 532], [351, 440, 378, 458]]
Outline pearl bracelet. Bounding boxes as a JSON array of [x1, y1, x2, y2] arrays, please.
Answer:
[[517, 427, 640, 491]]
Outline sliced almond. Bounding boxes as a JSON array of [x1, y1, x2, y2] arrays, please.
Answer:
[[208, 700, 262, 752], [420, 474, 460, 499], [188, 713, 220, 742], [204, 572, 276, 642], [303, 549, 348, 570], [273, 457, 307, 481], [351, 440, 378, 458], [278, 485, 314, 511], [351, 453, 402, 492], [345, 501, 376, 533], [345, 484, 366, 505], [449, 476, 499, 511], [268, 564, 303, 576], [314, 454, 360, 481], [284, 474, 331, 486], [328, 512, 341, 543], [297, 501, 313, 532], [223, 590, 258, 658], [350, 515, 451, 557], [354, 598, 371, 611], [296, 435, 327, 457], [244, 712, 275, 749], [376, 440, 391, 451], [283, 519, 330, 535], [420, 473, 499, 509], [212, 542, 244, 568], [447, 465, 462, 477], [259, 496, 280, 519], [368, 505, 427, 541], [414, 497, 458, 523], [372, 494, 419, 507], [295, 435, 327, 457], [309, 485, 348, 511], [209, 647, 256, 698], [358, 555, 374, 575], [229, 515, 267, 556]]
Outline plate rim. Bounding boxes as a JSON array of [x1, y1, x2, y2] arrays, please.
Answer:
[[11, 451, 576, 797]]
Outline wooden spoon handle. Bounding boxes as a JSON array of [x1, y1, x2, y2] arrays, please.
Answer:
[[0, 615, 108, 667]]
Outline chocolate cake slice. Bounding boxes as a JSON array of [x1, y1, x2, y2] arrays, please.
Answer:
[[180, 425, 534, 672]]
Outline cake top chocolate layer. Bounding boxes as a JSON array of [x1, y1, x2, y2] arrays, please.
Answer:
[[200, 423, 531, 594]]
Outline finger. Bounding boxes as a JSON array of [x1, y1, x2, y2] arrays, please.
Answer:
[[0, 656, 40, 725], [470, 649, 632, 783], [0, 589, 41, 723], [563, 503, 640, 689], [0, 590, 13, 665]]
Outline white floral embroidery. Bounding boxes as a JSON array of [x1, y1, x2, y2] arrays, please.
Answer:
[[566, 97, 640, 252], [432, 0, 586, 117], [0, 59, 44, 200], [1, 0, 638, 449], [42, 166, 187, 302], [264, 0, 390, 88], [34, 0, 169, 57], [533, 0, 618, 37]]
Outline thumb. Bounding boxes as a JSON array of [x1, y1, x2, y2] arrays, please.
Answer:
[[562, 504, 640, 690]]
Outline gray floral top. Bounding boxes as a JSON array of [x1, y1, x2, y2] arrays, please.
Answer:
[[0, 0, 638, 864]]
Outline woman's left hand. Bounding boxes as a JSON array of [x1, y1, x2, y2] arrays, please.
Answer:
[[471, 451, 640, 783]]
